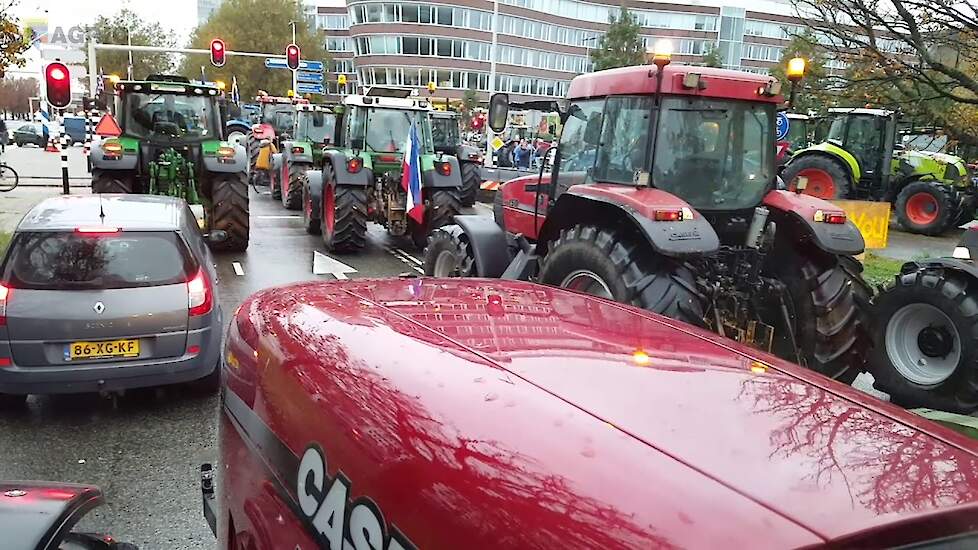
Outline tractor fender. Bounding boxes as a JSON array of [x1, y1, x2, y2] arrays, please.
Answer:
[[537, 186, 720, 258], [89, 140, 138, 171], [422, 156, 463, 189], [226, 121, 251, 136], [306, 169, 324, 218], [201, 143, 247, 173], [282, 140, 315, 164], [898, 257, 978, 283], [251, 122, 275, 141], [456, 143, 482, 163], [791, 142, 861, 183], [323, 150, 373, 186], [763, 189, 865, 256], [453, 215, 513, 278]]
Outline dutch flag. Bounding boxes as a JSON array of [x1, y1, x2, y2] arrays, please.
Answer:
[[401, 122, 424, 224]]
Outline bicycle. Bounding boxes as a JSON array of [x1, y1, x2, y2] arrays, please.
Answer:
[[0, 160, 18, 192]]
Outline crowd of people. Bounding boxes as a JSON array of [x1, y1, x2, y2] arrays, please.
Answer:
[[498, 137, 553, 170]]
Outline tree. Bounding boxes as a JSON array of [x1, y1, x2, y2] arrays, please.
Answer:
[[590, 7, 645, 71], [791, 0, 978, 145], [0, 76, 37, 117], [184, 0, 326, 100], [701, 44, 723, 68], [768, 31, 831, 113], [0, 0, 29, 77], [85, 9, 174, 78], [459, 87, 478, 130]]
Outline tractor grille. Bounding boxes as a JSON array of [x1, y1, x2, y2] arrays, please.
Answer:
[[139, 143, 200, 175]]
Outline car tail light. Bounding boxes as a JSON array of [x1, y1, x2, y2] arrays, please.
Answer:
[[75, 226, 120, 234], [187, 268, 213, 316], [292, 146, 304, 154], [653, 209, 683, 222], [0, 357, 10, 367], [347, 158, 362, 173], [187, 344, 200, 356], [0, 283, 10, 326], [436, 161, 452, 176]]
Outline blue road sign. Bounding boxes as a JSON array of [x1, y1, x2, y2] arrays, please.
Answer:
[[296, 82, 325, 95], [264, 58, 324, 71], [296, 70, 323, 84], [776, 112, 790, 141]]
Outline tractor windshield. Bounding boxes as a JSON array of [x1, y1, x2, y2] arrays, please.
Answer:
[[359, 108, 431, 153], [123, 93, 221, 141], [262, 104, 297, 134], [653, 98, 774, 210], [431, 116, 460, 149], [296, 111, 336, 144]]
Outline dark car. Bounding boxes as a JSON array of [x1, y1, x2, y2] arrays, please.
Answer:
[[0, 194, 225, 405], [12, 123, 47, 147], [207, 278, 978, 549]]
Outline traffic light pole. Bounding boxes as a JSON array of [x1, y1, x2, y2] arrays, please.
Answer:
[[290, 23, 298, 94]]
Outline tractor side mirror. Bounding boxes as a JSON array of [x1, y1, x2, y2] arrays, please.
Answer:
[[206, 230, 228, 243], [488, 93, 509, 133]]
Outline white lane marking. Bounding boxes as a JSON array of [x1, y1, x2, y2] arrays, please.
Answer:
[[394, 248, 423, 265], [333, 272, 349, 280], [313, 250, 358, 278], [257, 215, 302, 219], [232, 262, 245, 276], [386, 247, 424, 274]]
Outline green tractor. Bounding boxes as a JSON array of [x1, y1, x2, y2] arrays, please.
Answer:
[[271, 104, 336, 210], [430, 110, 484, 206], [782, 108, 976, 235], [89, 75, 250, 251], [301, 88, 463, 252]]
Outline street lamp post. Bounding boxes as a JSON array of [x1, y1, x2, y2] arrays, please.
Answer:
[[485, 0, 499, 167], [786, 57, 807, 110]]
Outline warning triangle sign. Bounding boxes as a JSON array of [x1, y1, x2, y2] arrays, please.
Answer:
[[94, 114, 122, 137]]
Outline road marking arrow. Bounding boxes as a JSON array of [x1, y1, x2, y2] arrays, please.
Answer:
[[313, 250, 357, 280]]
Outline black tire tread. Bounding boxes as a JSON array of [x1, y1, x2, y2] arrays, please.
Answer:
[[325, 184, 368, 253], [91, 170, 133, 194], [781, 155, 852, 199], [284, 159, 309, 210], [459, 161, 481, 207], [208, 172, 250, 252], [423, 225, 477, 277], [895, 180, 957, 236]]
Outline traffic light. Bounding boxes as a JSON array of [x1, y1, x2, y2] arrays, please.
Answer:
[[285, 44, 299, 71], [286, 43, 300, 70], [210, 39, 226, 67], [45, 62, 71, 108]]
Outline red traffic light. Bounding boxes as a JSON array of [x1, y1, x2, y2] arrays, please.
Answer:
[[45, 62, 71, 108], [286, 43, 300, 70], [210, 38, 226, 67]]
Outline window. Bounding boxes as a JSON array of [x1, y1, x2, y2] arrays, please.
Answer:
[[554, 99, 604, 193], [402, 4, 419, 22], [327, 37, 352, 52], [593, 96, 652, 184], [317, 14, 349, 30], [402, 36, 419, 55], [333, 59, 355, 73]]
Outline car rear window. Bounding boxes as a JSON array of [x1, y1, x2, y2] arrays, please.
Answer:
[[2, 231, 196, 290]]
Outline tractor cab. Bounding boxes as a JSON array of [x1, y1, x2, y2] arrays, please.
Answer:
[[784, 113, 811, 151], [822, 107, 899, 192], [430, 110, 461, 154], [334, 88, 435, 170], [115, 77, 225, 143], [293, 104, 336, 148]]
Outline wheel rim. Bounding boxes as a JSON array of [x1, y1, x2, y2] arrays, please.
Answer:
[[885, 303, 961, 385], [559, 270, 614, 299], [793, 168, 836, 199], [324, 185, 336, 233], [432, 250, 459, 277], [905, 191, 940, 226], [228, 131, 245, 147]]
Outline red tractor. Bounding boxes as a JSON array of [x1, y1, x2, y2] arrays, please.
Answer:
[[247, 93, 310, 187], [424, 61, 874, 382]]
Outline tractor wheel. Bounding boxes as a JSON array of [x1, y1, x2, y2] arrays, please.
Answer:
[[208, 172, 250, 252], [538, 225, 704, 327], [410, 188, 462, 250], [493, 186, 505, 229], [283, 160, 309, 210], [955, 203, 977, 227], [781, 155, 852, 199], [270, 161, 282, 201], [870, 267, 978, 413], [768, 252, 872, 384], [895, 181, 956, 236], [424, 225, 477, 277], [459, 161, 481, 207], [91, 170, 133, 194], [302, 176, 321, 235], [321, 166, 368, 253], [246, 135, 259, 182]]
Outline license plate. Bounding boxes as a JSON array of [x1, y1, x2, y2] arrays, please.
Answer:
[[67, 339, 140, 360]]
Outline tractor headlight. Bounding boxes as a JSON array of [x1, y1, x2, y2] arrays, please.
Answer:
[[217, 145, 236, 163]]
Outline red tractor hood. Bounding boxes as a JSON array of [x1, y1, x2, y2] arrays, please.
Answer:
[[236, 279, 978, 549]]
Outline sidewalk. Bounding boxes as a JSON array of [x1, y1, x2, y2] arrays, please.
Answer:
[[0, 187, 91, 233]]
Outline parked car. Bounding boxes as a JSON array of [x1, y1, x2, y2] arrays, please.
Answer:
[[0, 194, 227, 406], [205, 278, 978, 549], [12, 123, 47, 147]]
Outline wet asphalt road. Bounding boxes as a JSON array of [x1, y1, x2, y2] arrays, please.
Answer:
[[0, 185, 469, 549]]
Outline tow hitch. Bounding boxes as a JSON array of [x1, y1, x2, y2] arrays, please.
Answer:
[[201, 463, 217, 537]]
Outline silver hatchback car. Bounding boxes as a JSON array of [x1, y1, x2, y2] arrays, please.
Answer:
[[0, 194, 223, 404]]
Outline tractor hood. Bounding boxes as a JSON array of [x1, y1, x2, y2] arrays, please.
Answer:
[[896, 149, 970, 186], [241, 279, 978, 548]]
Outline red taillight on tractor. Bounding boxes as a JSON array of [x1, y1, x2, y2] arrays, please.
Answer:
[[653, 209, 682, 222], [436, 161, 452, 176], [347, 158, 362, 173], [188, 269, 213, 317], [814, 210, 847, 224], [0, 283, 11, 326], [292, 146, 304, 154]]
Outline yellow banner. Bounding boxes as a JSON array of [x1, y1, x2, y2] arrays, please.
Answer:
[[831, 200, 890, 250]]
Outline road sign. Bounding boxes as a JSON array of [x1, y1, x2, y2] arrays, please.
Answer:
[[776, 112, 790, 141], [264, 58, 323, 71], [296, 82, 325, 95], [490, 136, 504, 151], [296, 71, 322, 84]]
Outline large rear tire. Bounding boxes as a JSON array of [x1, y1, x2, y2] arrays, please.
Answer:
[[767, 252, 872, 383], [424, 225, 477, 277], [895, 181, 956, 236], [246, 135, 259, 183], [302, 177, 321, 235], [208, 172, 250, 252], [870, 267, 978, 413], [321, 166, 368, 253], [270, 159, 282, 201], [459, 161, 481, 207], [781, 155, 852, 199], [283, 159, 308, 210], [493, 187, 505, 229], [411, 188, 462, 250], [538, 225, 704, 327], [91, 170, 133, 194]]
